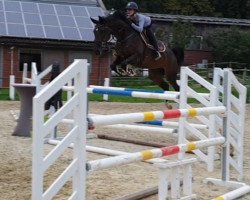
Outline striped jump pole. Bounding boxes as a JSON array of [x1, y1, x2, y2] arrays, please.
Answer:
[[87, 137, 225, 172], [87, 87, 179, 101], [89, 85, 210, 99], [213, 184, 250, 200], [87, 106, 226, 128], [90, 114, 177, 134], [140, 120, 208, 130]]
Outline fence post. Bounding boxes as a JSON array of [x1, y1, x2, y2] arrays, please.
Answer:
[[103, 78, 110, 101], [22, 63, 28, 83], [9, 75, 15, 100]]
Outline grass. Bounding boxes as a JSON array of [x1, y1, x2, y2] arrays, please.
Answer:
[[88, 85, 164, 103], [1, 82, 250, 103], [0, 89, 19, 100]]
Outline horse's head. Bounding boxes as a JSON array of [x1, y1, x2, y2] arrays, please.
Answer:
[[91, 16, 113, 55], [91, 11, 132, 55]]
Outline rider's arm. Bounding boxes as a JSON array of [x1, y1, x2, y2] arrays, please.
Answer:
[[131, 14, 151, 33], [131, 16, 145, 33]]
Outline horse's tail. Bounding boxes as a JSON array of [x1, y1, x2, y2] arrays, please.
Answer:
[[171, 46, 184, 67]]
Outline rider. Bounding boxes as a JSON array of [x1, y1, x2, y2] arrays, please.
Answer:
[[125, 2, 161, 60]]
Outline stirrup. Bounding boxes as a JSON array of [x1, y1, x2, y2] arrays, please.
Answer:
[[155, 51, 162, 61]]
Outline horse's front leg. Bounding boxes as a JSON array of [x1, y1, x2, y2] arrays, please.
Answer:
[[120, 54, 139, 67], [110, 55, 129, 76], [118, 54, 140, 76], [110, 55, 123, 71]]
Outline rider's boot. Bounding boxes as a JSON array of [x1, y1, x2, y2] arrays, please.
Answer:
[[151, 41, 161, 60], [154, 50, 161, 61], [146, 29, 162, 60]]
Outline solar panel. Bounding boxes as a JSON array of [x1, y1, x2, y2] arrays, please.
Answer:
[[38, 3, 55, 15], [0, 23, 6, 35], [6, 12, 23, 23], [79, 28, 94, 41], [24, 13, 42, 25], [58, 16, 76, 27], [0, 11, 4, 22], [41, 14, 59, 26], [4, 1, 21, 12], [62, 27, 81, 40], [44, 26, 63, 39], [26, 25, 45, 37], [0, 0, 105, 41], [87, 7, 103, 17], [55, 4, 71, 15], [75, 17, 93, 28], [71, 6, 88, 17], [21, 2, 39, 13], [7, 24, 26, 37]]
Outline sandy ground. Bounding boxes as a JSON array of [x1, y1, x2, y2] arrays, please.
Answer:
[[0, 101, 250, 200]]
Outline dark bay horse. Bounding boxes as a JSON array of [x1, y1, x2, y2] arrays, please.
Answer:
[[91, 11, 184, 95]]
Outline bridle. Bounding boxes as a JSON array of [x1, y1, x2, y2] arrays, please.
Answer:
[[94, 25, 115, 52], [93, 14, 138, 53]]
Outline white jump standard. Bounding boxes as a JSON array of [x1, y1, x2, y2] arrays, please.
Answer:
[[31, 61, 249, 200]]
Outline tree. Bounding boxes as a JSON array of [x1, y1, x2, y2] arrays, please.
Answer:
[[170, 20, 195, 49], [207, 27, 250, 66], [211, 0, 250, 19], [102, 0, 127, 10], [102, 0, 166, 13], [164, 0, 214, 16], [102, 0, 250, 19]]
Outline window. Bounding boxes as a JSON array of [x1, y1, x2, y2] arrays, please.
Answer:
[[19, 49, 41, 72], [187, 36, 203, 50]]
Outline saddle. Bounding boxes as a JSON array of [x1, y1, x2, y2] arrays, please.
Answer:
[[140, 31, 166, 52]]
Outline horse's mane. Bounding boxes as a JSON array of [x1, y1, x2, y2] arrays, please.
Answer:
[[112, 10, 127, 21], [106, 10, 131, 26]]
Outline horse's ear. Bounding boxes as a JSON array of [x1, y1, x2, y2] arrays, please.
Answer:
[[99, 16, 106, 24], [90, 17, 99, 24]]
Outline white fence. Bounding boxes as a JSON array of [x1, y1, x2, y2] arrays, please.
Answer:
[[32, 59, 88, 200]]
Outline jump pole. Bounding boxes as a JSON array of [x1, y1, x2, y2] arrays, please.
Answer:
[[140, 120, 208, 130], [89, 85, 210, 99], [47, 139, 167, 164], [88, 106, 226, 127], [87, 137, 225, 172], [87, 87, 178, 101]]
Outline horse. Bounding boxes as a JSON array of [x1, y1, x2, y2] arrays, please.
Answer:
[[45, 62, 63, 111], [91, 11, 184, 107]]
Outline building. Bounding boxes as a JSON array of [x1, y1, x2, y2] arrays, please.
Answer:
[[146, 13, 250, 66], [0, 0, 110, 87], [1, 1, 250, 88]]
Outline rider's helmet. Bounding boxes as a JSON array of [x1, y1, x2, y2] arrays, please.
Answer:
[[126, 2, 139, 11]]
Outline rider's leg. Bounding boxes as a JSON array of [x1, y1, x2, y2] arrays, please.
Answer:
[[145, 28, 161, 60]]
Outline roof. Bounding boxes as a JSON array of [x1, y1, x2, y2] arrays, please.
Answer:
[[145, 13, 250, 27], [0, 0, 106, 42]]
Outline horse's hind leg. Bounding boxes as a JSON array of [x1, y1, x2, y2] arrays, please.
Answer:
[[148, 69, 169, 91], [148, 69, 173, 109], [166, 73, 180, 91]]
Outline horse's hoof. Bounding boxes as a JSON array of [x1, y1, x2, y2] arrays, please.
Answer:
[[165, 102, 173, 109], [126, 65, 137, 76]]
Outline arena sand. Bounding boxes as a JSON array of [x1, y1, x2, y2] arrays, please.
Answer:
[[0, 101, 249, 200]]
